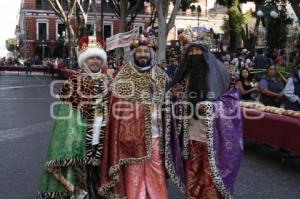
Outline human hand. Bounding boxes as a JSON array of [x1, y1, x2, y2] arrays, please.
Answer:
[[196, 103, 207, 116], [278, 93, 284, 99], [252, 87, 259, 92], [172, 83, 184, 97]]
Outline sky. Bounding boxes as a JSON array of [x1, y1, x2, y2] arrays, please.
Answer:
[[0, 1, 21, 57]]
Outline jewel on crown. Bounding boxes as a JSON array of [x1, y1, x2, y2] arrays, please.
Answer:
[[79, 36, 103, 53]]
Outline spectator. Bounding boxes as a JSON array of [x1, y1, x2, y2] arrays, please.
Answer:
[[253, 49, 270, 70], [164, 57, 178, 79], [244, 52, 253, 69], [224, 50, 231, 61], [231, 53, 239, 70], [72, 60, 79, 69], [107, 59, 116, 78], [259, 64, 285, 107], [0, 57, 5, 66], [57, 59, 64, 70], [238, 68, 259, 101], [274, 50, 283, 64], [25, 58, 32, 75], [42, 58, 48, 76], [284, 59, 300, 111], [48, 59, 55, 78], [223, 60, 231, 71], [34, 55, 39, 65]]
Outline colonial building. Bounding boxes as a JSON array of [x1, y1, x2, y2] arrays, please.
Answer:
[[16, 0, 228, 60], [16, 0, 152, 60], [167, 0, 227, 42]]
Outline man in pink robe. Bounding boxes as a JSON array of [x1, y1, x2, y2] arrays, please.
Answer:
[[99, 33, 168, 199]]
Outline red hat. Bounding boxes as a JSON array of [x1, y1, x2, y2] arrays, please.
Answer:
[[77, 36, 107, 66]]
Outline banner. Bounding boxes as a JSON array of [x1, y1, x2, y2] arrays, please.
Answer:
[[106, 28, 139, 51]]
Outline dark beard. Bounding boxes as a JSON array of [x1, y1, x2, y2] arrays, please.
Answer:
[[187, 55, 208, 117], [134, 57, 151, 68]]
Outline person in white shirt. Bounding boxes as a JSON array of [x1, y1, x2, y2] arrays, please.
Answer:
[[284, 60, 300, 111]]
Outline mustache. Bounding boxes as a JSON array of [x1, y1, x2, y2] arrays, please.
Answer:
[[138, 57, 149, 60]]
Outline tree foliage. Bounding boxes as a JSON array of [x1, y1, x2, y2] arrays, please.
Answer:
[[6, 38, 17, 52], [267, 1, 293, 50], [227, 0, 244, 52], [178, 0, 196, 11], [216, 0, 229, 6], [217, 0, 299, 52]]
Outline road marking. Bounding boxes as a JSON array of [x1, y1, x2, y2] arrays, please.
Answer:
[[0, 98, 53, 100], [0, 84, 49, 90], [0, 121, 52, 142], [0, 79, 41, 82]]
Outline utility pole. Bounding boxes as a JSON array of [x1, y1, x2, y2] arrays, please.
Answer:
[[24, 20, 27, 60], [101, 0, 104, 39]]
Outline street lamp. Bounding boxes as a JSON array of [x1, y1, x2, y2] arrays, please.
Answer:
[[62, 31, 66, 58], [256, 0, 278, 54], [197, 5, 201, 27], [57, 31, 66, 58], [39, 40, 47, 61]]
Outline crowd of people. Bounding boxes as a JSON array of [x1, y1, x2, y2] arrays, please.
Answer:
[[0, 56, 79, 77], [221, 48, 300, 111], [2, 38, 299, 112], [161, 46, 300, 111], [0, 56, 21, 66]]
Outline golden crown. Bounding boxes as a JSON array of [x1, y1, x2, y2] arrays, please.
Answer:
[[130, 34, 157, 50], [78, 36, 104, 53]]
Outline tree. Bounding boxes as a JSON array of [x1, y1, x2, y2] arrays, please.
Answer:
[[148, 6, 158, 28], [218, 0, 297, 52], [289, 0, 300, 22], [271, 0, 300, 22], [151, 0, 181, 64], [251, 0, 300, 23], [179, 0, 196, 11], [75, 0, 94, 37], [217, 0, 245, 52], [6, 38, 17, 53], [108, 0, 144, 60], [48, 0, 93, 59], [110, 0, 144, 33], [267, 1, 293, 51]]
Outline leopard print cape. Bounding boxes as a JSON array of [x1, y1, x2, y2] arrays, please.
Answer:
[[48, 70, 109, 167], [98, 62, 168, 197]]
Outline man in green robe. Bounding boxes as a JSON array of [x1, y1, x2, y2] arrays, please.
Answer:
[[38, 36, 109, 199]]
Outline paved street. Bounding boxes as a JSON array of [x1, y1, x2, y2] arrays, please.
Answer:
[[0, 73, 300, 199]]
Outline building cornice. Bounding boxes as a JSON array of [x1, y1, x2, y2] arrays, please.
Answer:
[[20, 9, 151, 18]]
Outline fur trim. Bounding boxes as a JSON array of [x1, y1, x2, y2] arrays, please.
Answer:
[[78, 48, 107, 66], [37, 191, 71, 199]]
